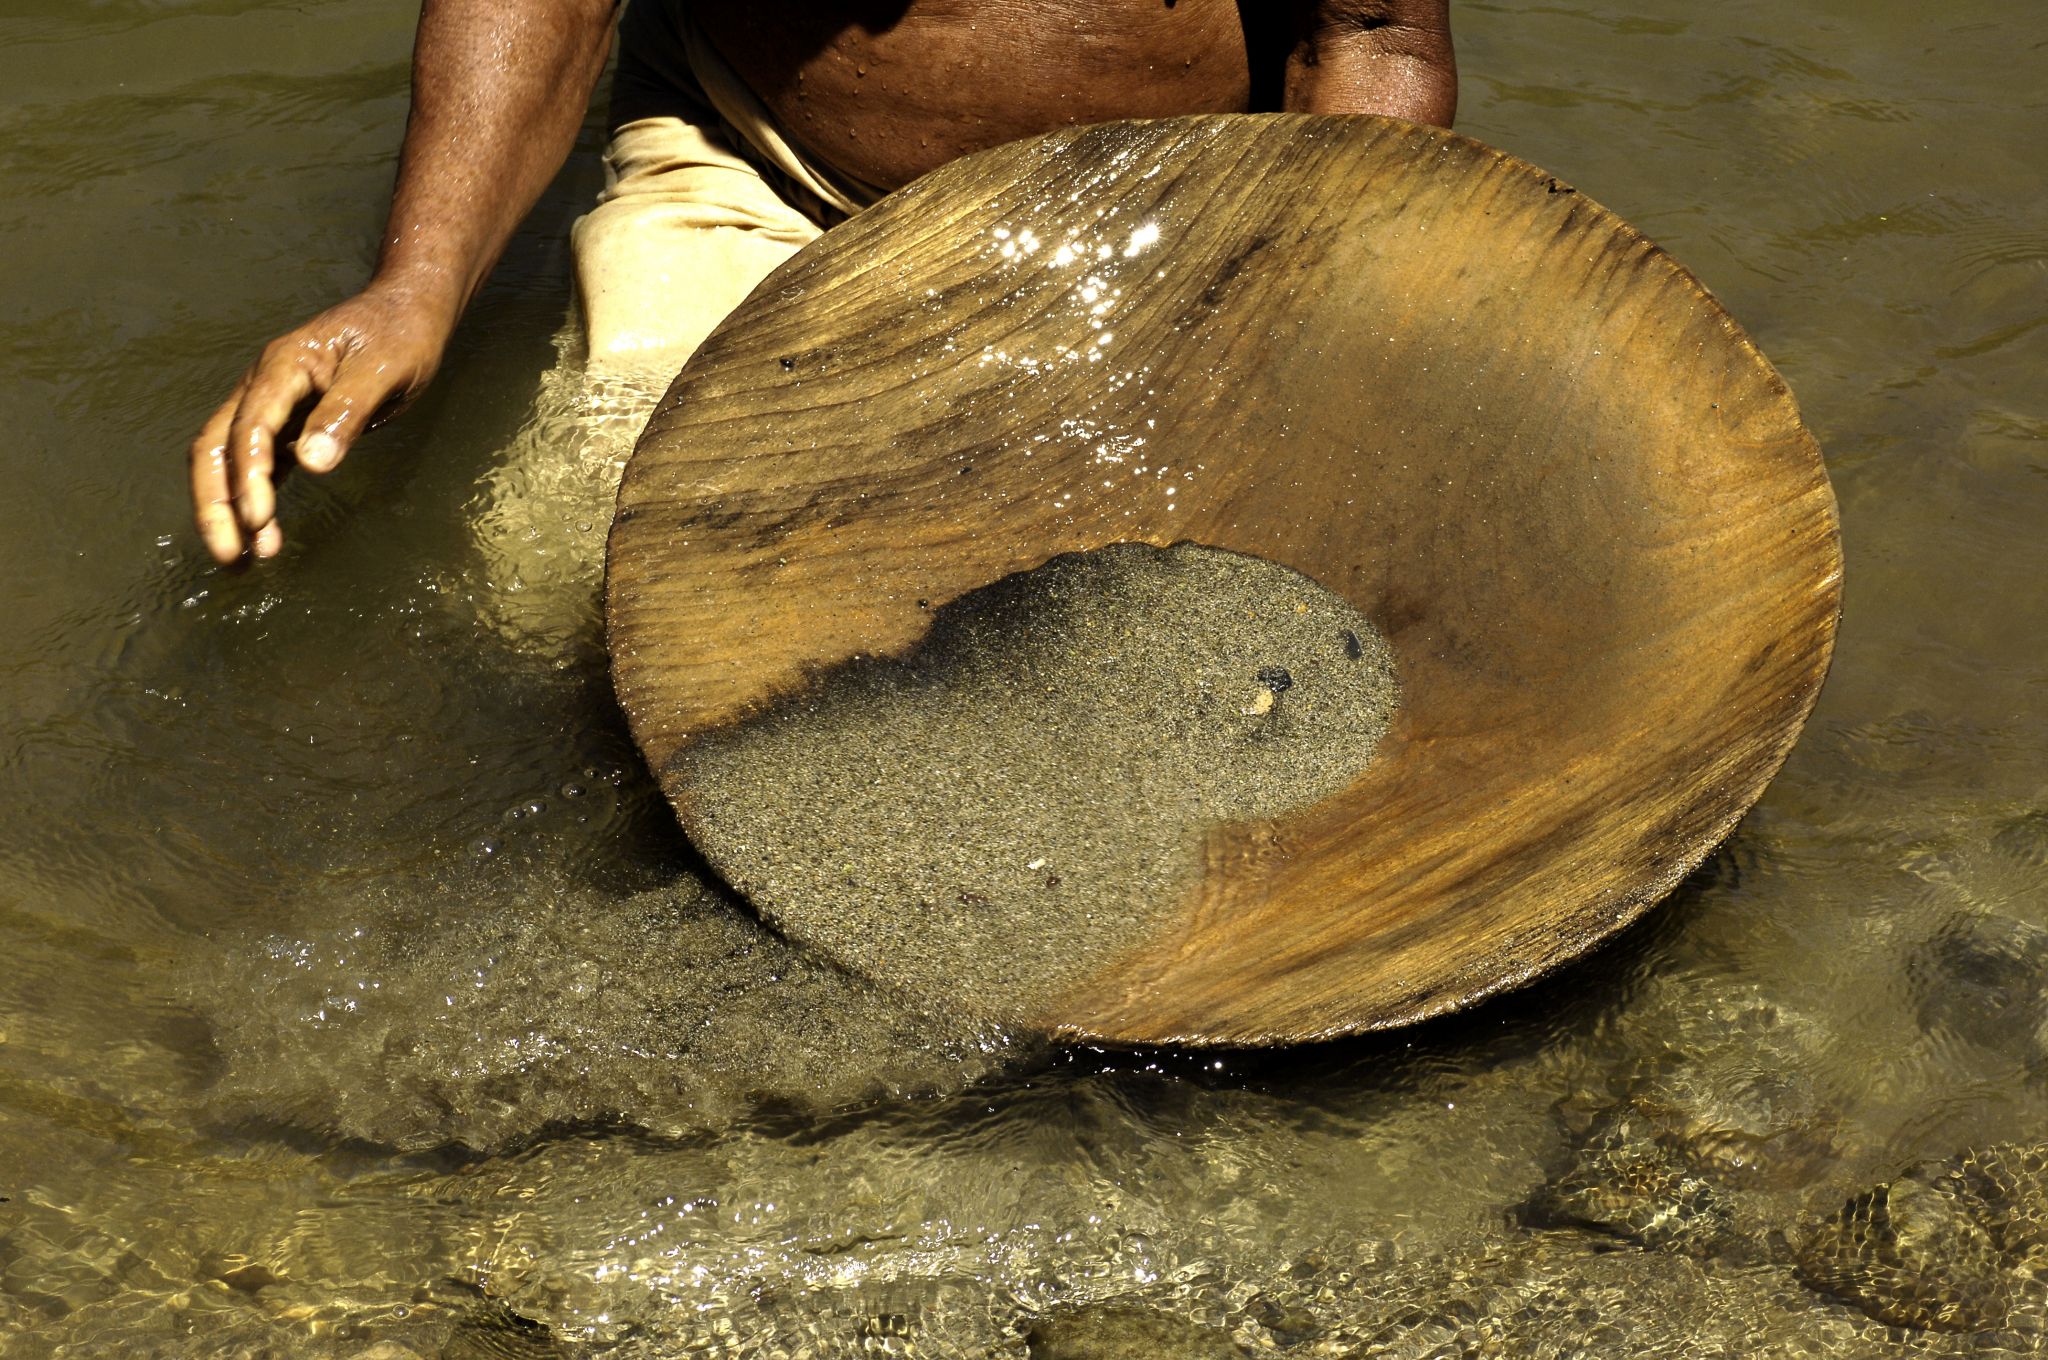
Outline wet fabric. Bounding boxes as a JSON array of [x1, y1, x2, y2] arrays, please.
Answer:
[[572, 1, 887, 377]]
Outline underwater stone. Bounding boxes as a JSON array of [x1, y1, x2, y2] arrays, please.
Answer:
[[1024, 1303, 1248, 1360]]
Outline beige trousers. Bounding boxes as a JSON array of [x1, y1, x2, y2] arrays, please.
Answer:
[[572, 120, 813, 379], [471, 4, 887, 650], [571, 1, 885, 380]]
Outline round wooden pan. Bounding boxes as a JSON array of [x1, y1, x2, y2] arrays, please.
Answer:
[[607, 115, 1841, 1047]]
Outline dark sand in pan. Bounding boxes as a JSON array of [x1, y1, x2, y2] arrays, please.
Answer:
[[677, 543, 1401, 1025]]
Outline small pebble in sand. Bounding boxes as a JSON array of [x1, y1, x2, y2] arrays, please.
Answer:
[[678, 542, 1400, 1025]]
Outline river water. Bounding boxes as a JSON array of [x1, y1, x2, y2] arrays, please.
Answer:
[[3, 1, 2046, 1356]]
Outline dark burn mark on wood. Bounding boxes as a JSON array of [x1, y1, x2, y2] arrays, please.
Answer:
[[1370, 593, 1431, 637], [678, 503, 750, 536], [1199, 233, 1277, 307]]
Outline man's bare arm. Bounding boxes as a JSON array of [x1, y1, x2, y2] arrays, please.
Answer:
[[1281, 0, 1457, 127], [190, 0, 618, 564]]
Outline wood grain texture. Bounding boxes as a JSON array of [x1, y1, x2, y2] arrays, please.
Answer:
[[606, 115, 1841, 1046]]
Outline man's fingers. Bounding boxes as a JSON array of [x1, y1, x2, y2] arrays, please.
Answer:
[[297, 365, 404, 475], [190, 394, 247, 563], [226, 352, 323, 533], [188, 290, 452, 566]]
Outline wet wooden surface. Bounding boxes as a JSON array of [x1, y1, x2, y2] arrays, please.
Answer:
[[606, 114, 1842, 1046]]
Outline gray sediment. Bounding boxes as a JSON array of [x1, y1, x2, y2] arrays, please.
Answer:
[[188, 867, 1020, 1153], [678, 541, 1400, 1024]]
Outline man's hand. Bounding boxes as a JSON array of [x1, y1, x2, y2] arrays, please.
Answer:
[[188, 0, 618, 564], [190, 284, 454, 562]]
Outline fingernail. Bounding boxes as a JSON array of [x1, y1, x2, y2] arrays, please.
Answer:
[[300, 432, 340, 472], [201, 509, 242, 563]]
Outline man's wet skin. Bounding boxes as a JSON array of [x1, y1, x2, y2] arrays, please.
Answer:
[[189, 0, 1454, 563], [710, 1, 1249, 188]]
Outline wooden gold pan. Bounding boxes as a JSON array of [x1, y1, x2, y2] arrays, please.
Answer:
[[606, 115, 1841, 1046]]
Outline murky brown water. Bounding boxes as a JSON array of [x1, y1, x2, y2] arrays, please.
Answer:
[[3, 1, 2045, 1355]]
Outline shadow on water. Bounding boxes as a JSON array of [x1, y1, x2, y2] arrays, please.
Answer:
[[1055, 839, 1734, 1098]]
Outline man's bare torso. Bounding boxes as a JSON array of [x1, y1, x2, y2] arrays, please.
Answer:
[[693, 0, 1277, 189], [188, 0, 1453, 564]]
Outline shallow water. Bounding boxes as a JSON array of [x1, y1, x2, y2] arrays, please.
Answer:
[[2, 0, 2046, 1356]]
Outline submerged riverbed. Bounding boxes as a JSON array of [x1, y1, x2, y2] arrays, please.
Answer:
[[3, 0, 2046, 1355]]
